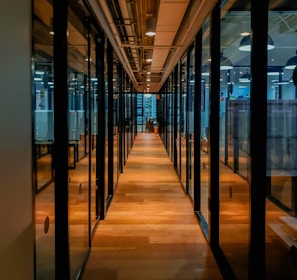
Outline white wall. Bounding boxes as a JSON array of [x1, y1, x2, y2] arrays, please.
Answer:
[[0, 1, 34, 279]]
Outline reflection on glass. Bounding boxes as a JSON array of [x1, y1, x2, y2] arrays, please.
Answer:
[[33, 0, 56, 277], [113, 61, 119, 191], [226, 97, 250, 178], [219, 3, 251, 279], [176, 64, 181, 177], [200, 18, 210, 229], [180, 57, 187, 190], [168, 92, 173, 161], [265, 3, 297, 279], [90, 37, 98, 233], [67, 6, 92, 278], [188, 47, 195, 198]]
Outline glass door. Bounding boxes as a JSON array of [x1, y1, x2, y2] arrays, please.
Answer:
[[200, 17, 211, 229], [266, 2, 297, 278], [33, 1, 55, 278], [67, 7, 96, 279], [180, 55, 188, 190], [188, 47, 195, 198]]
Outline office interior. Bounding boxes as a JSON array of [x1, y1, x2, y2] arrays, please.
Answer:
[[1, 0, 297, 279]]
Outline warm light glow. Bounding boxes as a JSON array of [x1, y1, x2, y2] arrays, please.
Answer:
[[145, 31, 156, 36], [145, 17, 156, 36], [240, 32, 250, 36]]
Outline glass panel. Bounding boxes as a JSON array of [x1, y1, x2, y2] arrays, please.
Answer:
[[266, 2, 297, 278], [219, 2, 251, 279], [67, 7, 90, 278], [176, 63, 181, 177], [113, 59, 119, 190], [104, 40, 109, 208], [180, 56, 187, 190], [188, 47, 195, 198], [167, 87, 173, 161], [137, 94, 144, 132], [33, 0, 55, 278], [90, 34, 98, 232], [200, 17, 210, 228]]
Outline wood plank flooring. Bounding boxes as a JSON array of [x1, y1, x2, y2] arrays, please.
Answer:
[[81, 132, 223, 280]]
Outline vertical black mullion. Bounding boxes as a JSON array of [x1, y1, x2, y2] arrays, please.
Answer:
[[118, 64, 123, 173], [164, 91, 167, 142], [178, 63, 182, 178], [86, 16, 92, 246], [96, 31, 106, 220], [209, 1, 220, 247], [107, 40, 114, 198], [194, 30, 202, 212], [130, 82, 133, 150], [174, 66, 178, 171], [248, 0, 267, 279], [53, 0, 70, 279], [84, 74, 88, 155]]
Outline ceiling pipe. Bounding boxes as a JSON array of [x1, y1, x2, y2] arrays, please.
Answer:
[[88, 0, 139, 88], [118, 0, 140, 71]]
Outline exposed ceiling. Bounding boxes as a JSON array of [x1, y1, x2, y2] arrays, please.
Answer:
[[33, 0, 297, 93], [88, 0, 217, 93]]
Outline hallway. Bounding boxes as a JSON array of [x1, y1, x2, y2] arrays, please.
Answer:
[[81, 133, 223, 280]]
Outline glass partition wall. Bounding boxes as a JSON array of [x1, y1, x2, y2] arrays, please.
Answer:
[[67, 11, 97, 278], [213, 0, 297, 278], [33, 1, 55, 278], [218, 2, 251, 279], [33, 1, 100, 278], [200, 17, 211, 230], [188, 46, 195, 198], [180, 55, 188, 190], [266, 2, 297, 279]]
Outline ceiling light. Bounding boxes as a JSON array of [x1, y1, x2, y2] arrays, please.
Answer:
[[285, 51, 297, 69], [146, 50, 153, 63], [145, 16, 156, 37], [240, 32, 250, 36], [239, 35, 275, 51], [220, 53, 233, 70], [240, 21, 250, 37]]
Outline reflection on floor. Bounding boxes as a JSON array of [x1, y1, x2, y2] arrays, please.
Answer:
[[81, 133, 223, 280], [35, 132, 297, 279]]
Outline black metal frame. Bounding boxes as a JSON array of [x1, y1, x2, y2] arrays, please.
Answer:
[[107, 39, 114, 207], [248, 0, 268, 278], [53, 0, 70, 278], [194, 30, 202, 213]]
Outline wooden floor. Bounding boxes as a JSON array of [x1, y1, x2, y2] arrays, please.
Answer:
[[81, 132, 223, 280]]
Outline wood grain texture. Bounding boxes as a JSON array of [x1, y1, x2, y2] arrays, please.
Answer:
[[81, 133, 223, 280]]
